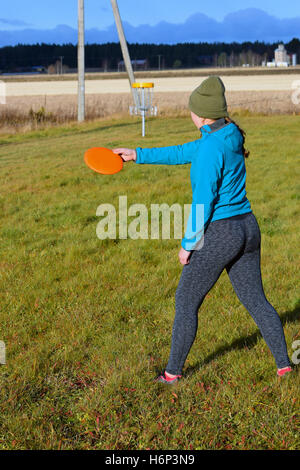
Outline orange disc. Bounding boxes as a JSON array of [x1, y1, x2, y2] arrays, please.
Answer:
[[84, 147, 123, 175]]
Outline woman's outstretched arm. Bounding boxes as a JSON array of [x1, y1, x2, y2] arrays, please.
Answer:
[[113, 140, 201, 165]]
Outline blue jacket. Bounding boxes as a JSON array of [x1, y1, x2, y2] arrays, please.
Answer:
[[135, 121, 252, 250]]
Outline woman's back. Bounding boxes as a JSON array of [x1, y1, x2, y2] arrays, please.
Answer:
[[198, 121, 252, 222]]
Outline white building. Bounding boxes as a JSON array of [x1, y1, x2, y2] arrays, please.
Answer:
[[292, 54, 297, 66], [265, 45, 297, 68], [265, 44, 291, 67], [274, 44, 289, 67]]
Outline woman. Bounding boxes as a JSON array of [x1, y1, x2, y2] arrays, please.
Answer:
[[113, 76, 292, 383]]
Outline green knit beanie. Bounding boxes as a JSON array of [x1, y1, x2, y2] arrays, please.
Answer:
[[189, 76, 228, 119]]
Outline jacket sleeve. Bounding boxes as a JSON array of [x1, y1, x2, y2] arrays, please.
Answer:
[[135, 139, 201, 165], [181, 146, 224, 251]]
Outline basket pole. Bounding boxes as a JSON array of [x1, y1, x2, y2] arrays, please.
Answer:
[[141, 88, 145, 137]]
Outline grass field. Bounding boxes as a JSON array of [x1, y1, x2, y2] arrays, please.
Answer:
[[0, 114, 299, 450]]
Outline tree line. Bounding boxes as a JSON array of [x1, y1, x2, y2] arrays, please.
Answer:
[[0, 39, 299, 73]]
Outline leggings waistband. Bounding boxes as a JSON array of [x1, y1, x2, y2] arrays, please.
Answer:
[[213, 211, 253, 222]]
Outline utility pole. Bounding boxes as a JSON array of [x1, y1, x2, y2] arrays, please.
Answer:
[[110, 0, 139, 108], [59, 56, 64, 74], [157, 54, 162, 71], [77, 0, 85, 122]]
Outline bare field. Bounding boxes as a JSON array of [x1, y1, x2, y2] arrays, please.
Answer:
[[3, 90, 298, 113], [4, 74, 300, 96], [2, 66, 300, 82], [1, 72, 299, 133]]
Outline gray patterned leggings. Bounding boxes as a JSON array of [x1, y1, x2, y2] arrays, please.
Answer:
[[166, 212, 291, 374]]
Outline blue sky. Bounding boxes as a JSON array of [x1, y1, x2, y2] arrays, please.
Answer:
[[0, 0, 300, 45], [1, 0, 300, 29]]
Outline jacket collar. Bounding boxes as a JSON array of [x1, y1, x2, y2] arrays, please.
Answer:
[[201, 118, 229, 134]]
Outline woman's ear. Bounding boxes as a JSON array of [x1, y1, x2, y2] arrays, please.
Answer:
[[191, 111, 203, 129]]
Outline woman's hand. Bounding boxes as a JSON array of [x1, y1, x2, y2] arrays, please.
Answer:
[[112, 148, 137, 162], [179, 247, 191, 265]]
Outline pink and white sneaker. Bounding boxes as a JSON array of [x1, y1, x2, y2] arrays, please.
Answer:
[[277, 366, 292, 377], [154, 370, 182, 385]]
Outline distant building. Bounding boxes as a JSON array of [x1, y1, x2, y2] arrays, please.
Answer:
[[31, 65, 46, 73], [0, 65, 47, 75], [292, 54, 297, 66], [275, 44, 288, 64], [265, 44, 293, 67], [118, 59, 148, 72]]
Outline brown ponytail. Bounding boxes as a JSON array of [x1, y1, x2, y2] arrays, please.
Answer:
[[225, 117, 250, 158]]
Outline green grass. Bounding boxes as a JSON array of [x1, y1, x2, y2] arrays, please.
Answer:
[[0, 114, 299, 450]]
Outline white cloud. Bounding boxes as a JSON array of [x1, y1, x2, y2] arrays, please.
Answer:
[[0, 18, 32, 27]]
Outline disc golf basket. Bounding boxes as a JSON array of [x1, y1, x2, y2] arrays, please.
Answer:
[[130, 82, 157, 137]]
